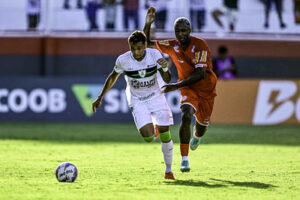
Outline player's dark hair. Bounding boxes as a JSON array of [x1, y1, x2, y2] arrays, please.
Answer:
[[128, 31, 146, 44], [218, 45, 228, 54], [174, 17, 191, 28]]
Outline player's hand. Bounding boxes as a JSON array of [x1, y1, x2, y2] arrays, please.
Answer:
[[157, 58, 168, 68], [92, 98, 102, 113], [146, 7, 156, 25], [161, 83, 178, 93]]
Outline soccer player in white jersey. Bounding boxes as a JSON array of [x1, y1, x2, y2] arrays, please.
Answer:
[[92, 31, 175, 180]]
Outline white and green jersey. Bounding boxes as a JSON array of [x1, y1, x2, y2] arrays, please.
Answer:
[[114, 48, 164, 106]]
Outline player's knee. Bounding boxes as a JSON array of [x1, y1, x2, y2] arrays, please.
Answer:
[[143, 134, 154, 143], [159, 130, 171, 143], [181, 112, 193, 123], [158, 126, 169, 133]]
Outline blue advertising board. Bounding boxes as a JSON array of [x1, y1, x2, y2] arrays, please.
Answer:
[[0, 77, 181, 122]]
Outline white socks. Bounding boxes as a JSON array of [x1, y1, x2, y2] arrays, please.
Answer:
[[182, 156, 188, 161], [161, 140, 173, 173]]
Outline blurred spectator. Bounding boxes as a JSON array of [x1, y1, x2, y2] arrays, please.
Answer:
[[212, 0, 239, 32], [213, 45, 237, 80], [264, 0, 286, 28], [189, 0, 206, 32], [64, 0, 83, 9], [294, 0, 300, 24], [86, 0, 100, 31], [145, 0, 168, 31], [122, 0, 139, 31], [103, 0, 117, 30], [27, 0, 41, 31]]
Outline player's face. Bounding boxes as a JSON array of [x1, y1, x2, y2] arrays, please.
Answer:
[[174, 23, 191, 44], [130, 41, 146, 61]]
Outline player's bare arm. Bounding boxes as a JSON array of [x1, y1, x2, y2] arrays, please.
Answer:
[[143, 7, 156, 48], [157, 58, 171, 83], [161, 67, 206, 93], [92, 70, 121, 113]]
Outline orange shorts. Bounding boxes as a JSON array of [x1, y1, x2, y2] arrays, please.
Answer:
[[180, 92, 215, 126]]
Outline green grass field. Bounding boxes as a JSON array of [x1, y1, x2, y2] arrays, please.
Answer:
[[0, 123, 299, 200]]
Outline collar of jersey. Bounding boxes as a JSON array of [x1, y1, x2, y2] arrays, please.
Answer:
[[130, 50, 147, 62]]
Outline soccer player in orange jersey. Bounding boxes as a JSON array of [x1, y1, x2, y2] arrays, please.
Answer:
[[143, 7, 217, 172]]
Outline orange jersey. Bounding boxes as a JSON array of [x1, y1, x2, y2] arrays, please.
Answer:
[[155, 36, 217, 99]]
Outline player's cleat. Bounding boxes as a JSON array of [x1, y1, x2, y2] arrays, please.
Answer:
[[180, 160, 190, 172], [165, 172, 175, 180], [190, 137, 201, 151], [154, 125, 159, 141], [190, 126, 201, 151]]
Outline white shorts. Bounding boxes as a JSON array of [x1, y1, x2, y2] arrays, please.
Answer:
[[130, 94, 174, 130]]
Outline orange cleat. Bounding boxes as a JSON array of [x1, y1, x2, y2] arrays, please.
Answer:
[[165, 172, 175, 180]]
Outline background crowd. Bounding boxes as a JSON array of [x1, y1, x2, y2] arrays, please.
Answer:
[[20, 0, 300, 32]]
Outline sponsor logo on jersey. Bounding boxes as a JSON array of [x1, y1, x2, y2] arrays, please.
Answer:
[[174, 45, 179, 53], [200, 51, 207, 62], [130, 78, 156, 89], [203, 117, 210, 125], [177, 59, 184, 63], [147, 64, 156, 68], [138, 92, 155, 101], [138, 69, 146, 78], [195, 51, 200, 63], [195, 64, 206, 68], [191, 45, 195, 53], [159, 40, 169, 46]]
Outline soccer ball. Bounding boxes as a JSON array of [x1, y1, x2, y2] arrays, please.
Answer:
[[56, 162, 78, 182]]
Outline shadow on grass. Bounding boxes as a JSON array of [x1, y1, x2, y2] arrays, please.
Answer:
[[210, 178, 278, 189], [0, 123, 299, 145], [164, 178, 277, 189], [164, 179, 226, 188]]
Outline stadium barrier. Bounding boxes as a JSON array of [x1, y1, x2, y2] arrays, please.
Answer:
[[1, 36, 300, 78], [0, 78, 299, 125]]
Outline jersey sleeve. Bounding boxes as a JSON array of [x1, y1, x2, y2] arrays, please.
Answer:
[[194, 39, 210, 69], [154, 40, 172, 55], [114, 57, 124, 74], [152, 49, 163, 69]]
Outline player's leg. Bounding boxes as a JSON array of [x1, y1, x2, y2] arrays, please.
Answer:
[[190, 97, 215, 151], [130, 102, 156, 142], [139, 123, 156, 142], [190, 122, 207, 151], [150, 95, 175, 179], [157, 126, 174, 179], [179, 104, 195, 172]]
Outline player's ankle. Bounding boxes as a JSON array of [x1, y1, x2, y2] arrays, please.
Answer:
[[182, 156, 188, 161]]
